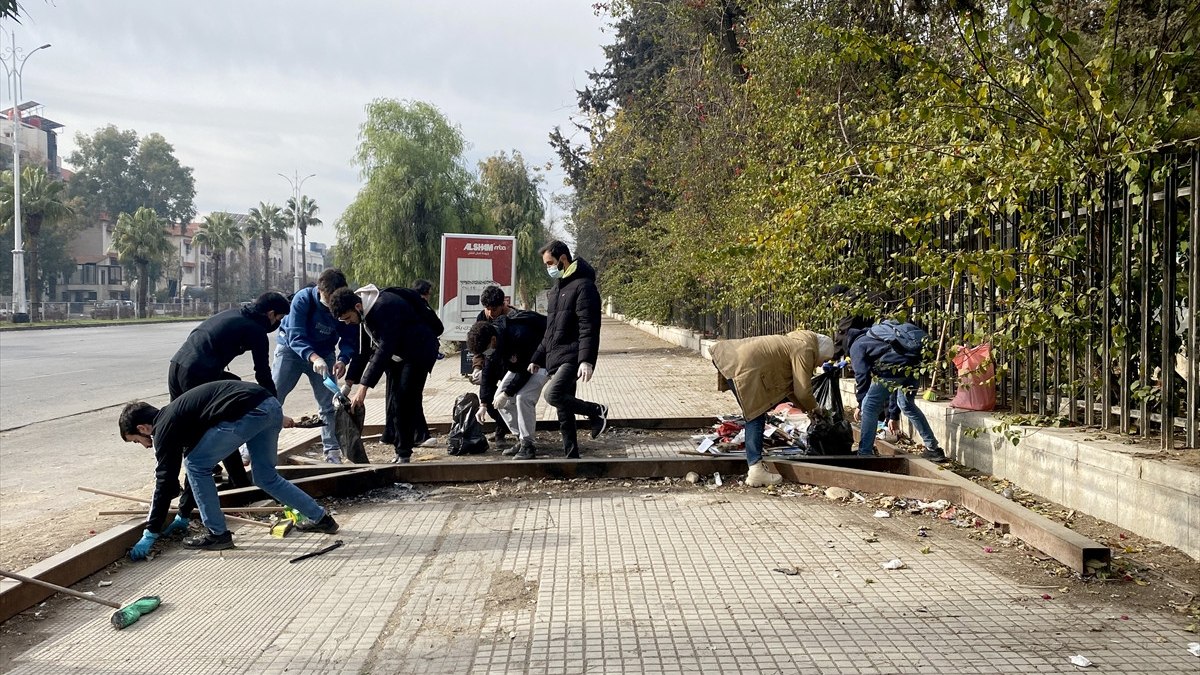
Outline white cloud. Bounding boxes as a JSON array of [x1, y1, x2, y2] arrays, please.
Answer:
[[7, 0, 605, 246]]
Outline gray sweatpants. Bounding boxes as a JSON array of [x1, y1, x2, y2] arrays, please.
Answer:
[[495, 369, 549, 443]]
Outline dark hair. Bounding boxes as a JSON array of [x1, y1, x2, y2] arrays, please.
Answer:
[[539, 240, 571, 262], [250, 291, 290, 316], [412, 279, 433, 297], [317, 268, 348, 296], [480, 285, 505, 310], [466, 320, 498, 355], [118, 401, 159, 440], [328, 287, 361, 316]]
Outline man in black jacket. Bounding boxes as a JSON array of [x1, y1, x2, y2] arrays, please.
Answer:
[[529, 240, 608, 459], [467, 307, 549, 459], [118, 380, 337, 559], [331, 284, 444, 463], [469, 285, 514, 444], [166, 292, 290, 532], [168, 291, 289, 399]]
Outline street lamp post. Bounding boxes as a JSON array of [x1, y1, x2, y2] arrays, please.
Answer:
[[278, 170, 314, 293], [0, 35, 50, 323]]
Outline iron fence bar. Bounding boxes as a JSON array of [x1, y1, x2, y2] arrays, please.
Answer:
[[1139, 159, 1153, 437], [1084, 181, 1096, 427], [1120, 176, 1133, 434], [1037, 189, 1048, 416], [1190, 148, 1200, 448], [1069, 190, 1080, 425], [1053, 185, 1064, 417], [1161, 157, 1179, 449], [1101, 170, 1114, 430]]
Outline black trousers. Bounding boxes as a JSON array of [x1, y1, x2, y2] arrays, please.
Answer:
[[168, 362, 252, 519], [380, 361, 429, 459], [542, 363, 601, 454]]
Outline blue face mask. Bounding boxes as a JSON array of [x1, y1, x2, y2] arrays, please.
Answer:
[[547, 265, 562, 280]]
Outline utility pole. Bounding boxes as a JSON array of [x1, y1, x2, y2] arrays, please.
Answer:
[[278, 170, 314, 293]]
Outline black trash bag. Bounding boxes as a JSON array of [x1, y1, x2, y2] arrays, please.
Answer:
[[448, 392, 489, 456], [333, 389, 368, 464], [805, 371, 854, 455]]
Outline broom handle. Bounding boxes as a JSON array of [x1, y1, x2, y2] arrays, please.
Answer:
[[81, 488, 271, 528], [0, 569, 122, 609], [927, 270, 960, 392], [97, 507, 282, 515]]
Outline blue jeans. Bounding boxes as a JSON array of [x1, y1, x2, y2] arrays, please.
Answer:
[[273, 345, 338, 455], [858, 378, 940, 455], [183, 397, 326, 535], [724, 377, 767, 467]]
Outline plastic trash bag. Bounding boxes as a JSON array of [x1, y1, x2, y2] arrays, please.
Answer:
[[805, 370, 854, 455], [950, 343, 996, 411], [448, 392, 489, 456], [333, 386, 368, 464]]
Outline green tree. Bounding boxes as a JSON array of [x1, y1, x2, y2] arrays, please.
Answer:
[[191, 212, 244, 309], [244, 202, 288, 292], [0, 166, 74, 319], [111, 207, 171, 318], [283, 195, 321, 284], [477, 151, 549, 306], [339, 99, 474, 287]]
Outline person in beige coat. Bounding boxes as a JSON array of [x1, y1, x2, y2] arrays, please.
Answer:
[[711, 330, 836, 487]]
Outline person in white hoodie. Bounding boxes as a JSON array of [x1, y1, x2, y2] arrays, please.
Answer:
[[329, 284, 444, 463]]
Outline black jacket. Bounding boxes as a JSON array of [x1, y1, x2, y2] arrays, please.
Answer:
[[170, 305, 277, 397], [348, 287, 444, 388], [145, 380, 271, 533], [531, 257, 601, 373], [480, 309, 548, 403]]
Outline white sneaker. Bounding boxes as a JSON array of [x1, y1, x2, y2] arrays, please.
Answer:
[[325, 451, 344, 465], [420, 436, 438, 447], [746, 462, 783, 487]]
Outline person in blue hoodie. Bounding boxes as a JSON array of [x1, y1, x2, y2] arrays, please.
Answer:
[[848, 319, 948, 463], [272, 268, 359, 464]]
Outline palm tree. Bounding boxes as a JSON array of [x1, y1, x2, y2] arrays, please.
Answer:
[[284, 195, 321, 284], [243, 202, 288, 293], [0, 166, 74, 320], [191, 212, 244, 309], [111, 207, 171, 318]]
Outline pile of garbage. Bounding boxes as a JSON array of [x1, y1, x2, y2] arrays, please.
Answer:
[[692, 402, 819, 457]]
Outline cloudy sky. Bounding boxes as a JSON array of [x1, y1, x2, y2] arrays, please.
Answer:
[[5, 1, 607, 246]]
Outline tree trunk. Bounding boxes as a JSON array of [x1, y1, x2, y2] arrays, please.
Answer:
[[26, 215, 41, 322], [137, 261, 149, 319], [263, 237, 271, 293]]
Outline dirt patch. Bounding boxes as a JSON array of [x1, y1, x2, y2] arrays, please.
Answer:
[[484, 570, 538, 615]]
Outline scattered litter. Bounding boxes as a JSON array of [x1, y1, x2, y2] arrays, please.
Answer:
[[880, 558, 906, 570], [862, 535, 879, 543], [915, 499, 950, 512], [1069, 655, 1093, 668], [825, 541, 835, 549], [851, 492, 866, 503], [1041, 594, 1053, 600], [825, 487, 851, 501], [713, 473, 723, 487], [1001, 488, 1014, 499], [983, 546, 995, 553], [873, 510, 891, 518], [919, 545, 931, 554], [394, 483, 413, 490], [97, 580, 112, 588], [917, 527, 930, 538], [685, 472, 701, 484], [772, 565, 801, 576], [641, 494, 655, 500], [1187, 642, 1200, 657]]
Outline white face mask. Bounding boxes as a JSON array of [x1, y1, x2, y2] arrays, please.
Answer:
[[483, 347, 497, 357], [546, 266, 562, 280]]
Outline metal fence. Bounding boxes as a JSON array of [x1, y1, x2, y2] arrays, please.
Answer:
[[657, 148, 1199, 450], [4, 301, 232, 321]]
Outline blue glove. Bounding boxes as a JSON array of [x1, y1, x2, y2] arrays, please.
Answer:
[[161, 515, 189, 537], [129, 530, 159, 561]]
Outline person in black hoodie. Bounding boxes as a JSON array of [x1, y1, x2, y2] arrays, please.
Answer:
[[118, 380, 337, 559], [529, 240, 608, 459], [467, 307, 548, 459], [163, 291, 290, 535], [330, 284, 444, 463]]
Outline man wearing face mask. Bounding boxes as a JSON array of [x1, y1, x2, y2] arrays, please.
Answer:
[[529, 240, 609, 459], [272, 268, 359, 464], [329, 283, 444, 464]]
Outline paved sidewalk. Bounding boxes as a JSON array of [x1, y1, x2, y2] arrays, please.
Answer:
[[4, 319, 1198, 674]]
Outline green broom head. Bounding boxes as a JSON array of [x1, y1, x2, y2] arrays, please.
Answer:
[[109, 596, 162, 629]]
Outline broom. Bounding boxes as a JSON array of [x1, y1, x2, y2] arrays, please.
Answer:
[[0, 569, 161, 629], [79, 486, 293, 538], [923, 270, 960, 401]]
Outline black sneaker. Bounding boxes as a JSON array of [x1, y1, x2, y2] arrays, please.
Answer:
[[921, 448, 950, 463], [514, 443, 536, 460], [184, 530, 233, 551], [590, 404, 609, 439], [296, 512, 340, 534], [565, 447, 581, 459], [502, 443, 522, 457]]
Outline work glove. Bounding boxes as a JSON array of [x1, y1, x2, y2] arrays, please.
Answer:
[[468, 368, 483, 385], [527, 363, 540, 374], [332, 360, 347, 379], [475, 405, 489, 425], [493, 392, 510, 410], [311, 356, 329, 377], [129, 530, 158, 561], [161, 515, 189, 537], [577, 362, 594, 383]]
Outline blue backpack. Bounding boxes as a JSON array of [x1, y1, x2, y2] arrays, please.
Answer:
[[866, 320, 927, 364]]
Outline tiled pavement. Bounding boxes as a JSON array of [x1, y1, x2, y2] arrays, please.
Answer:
[[6, 319, 1199, 673]]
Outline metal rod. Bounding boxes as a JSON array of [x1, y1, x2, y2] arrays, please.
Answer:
[[1140, 159, 1153, 437], [1084, 181, 1096, 426], [1190, 148, 1200, 448], [1101, 170, 1114, 430], [1161, 156, 1179, 449], [1121, 177, 1133, 433]]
